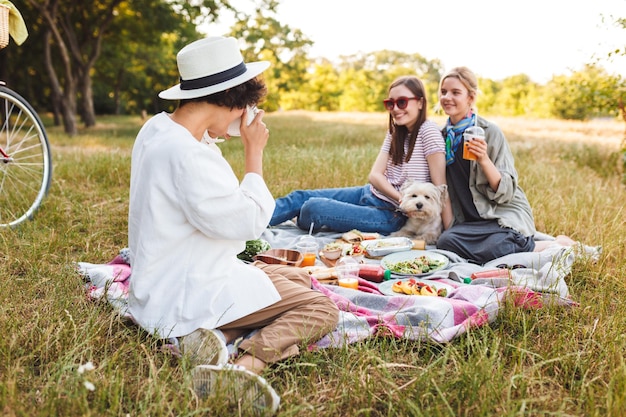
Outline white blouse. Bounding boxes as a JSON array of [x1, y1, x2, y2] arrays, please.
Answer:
[[128, 112, 280, 338]]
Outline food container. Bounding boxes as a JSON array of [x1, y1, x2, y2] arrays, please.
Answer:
[[362, 237, 413, 257], [253, 249, 303, 267]]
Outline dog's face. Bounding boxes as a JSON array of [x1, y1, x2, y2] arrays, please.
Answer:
[[398, 181, 447, 220]]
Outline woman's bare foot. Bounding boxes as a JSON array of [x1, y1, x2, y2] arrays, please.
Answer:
[[534, 235, 578, 252], [554, 235, 577, 246]]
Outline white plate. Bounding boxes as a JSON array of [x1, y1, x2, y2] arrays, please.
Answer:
[[362, 237, 414, 257], [378, 278, 453, 297], [380, 250, 449, 277]]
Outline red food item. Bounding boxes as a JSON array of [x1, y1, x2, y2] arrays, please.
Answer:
[[352, 244, 364, 254]]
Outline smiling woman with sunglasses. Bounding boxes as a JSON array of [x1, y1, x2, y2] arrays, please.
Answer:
[[269, 75, 451, 234]]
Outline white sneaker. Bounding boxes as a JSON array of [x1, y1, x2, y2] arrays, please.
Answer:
[[192, 363, 280, 416], [180, 328, 229, 367]]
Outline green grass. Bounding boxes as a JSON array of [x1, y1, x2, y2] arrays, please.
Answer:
[[1, 111, 625, 416]]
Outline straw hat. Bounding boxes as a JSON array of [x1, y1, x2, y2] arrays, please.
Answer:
[[159, 36, 270, 100]]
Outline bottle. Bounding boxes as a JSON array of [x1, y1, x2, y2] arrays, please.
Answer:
[[411, 239, 426, 250], [470, 269, 511, 279], [358, 264, 391, 283]]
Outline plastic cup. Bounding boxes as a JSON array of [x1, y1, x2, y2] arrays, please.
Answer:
[[338, 276, 359, 289], [335, 257, 360, 289], [462, 126, 485, 161], [296, 236, 318, 267], [226, 105, 258, 136]]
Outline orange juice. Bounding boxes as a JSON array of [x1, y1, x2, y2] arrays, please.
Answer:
[[338, 277, 359, 289], [301, 252, 317, 267], [462, 126, 484, 161], [463, 138, 477, 160]]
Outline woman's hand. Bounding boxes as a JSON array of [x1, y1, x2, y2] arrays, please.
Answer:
[[240, 108, 269, 152], [240, 107, 269, 176], [466, 137, 489, 162], [469, 137, 502, 191]]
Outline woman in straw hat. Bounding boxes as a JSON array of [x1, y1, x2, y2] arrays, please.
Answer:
[[127, 36, 339, 414]]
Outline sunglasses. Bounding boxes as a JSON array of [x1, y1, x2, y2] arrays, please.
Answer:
[[496, 264, 527, 270], [383, 96, 420, 111]]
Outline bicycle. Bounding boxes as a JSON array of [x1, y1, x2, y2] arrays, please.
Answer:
[[0, 3, 52, 228]]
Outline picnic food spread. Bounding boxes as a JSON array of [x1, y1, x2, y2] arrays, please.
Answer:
[[298, 230, 457, 297]]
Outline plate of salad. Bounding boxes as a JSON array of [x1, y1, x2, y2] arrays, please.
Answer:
[[380, 250, 449, 277]]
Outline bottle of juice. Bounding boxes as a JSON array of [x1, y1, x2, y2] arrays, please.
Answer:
[[358, 264, 391, 283]]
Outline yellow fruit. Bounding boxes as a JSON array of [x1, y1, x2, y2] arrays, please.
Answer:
[[401, 281, 414, 295], [420, 285, 437, 296]]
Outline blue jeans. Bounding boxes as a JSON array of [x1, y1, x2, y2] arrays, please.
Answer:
[[269, 185, 407, 234]]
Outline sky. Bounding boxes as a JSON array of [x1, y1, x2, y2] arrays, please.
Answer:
[[203, 0, 626, 83]]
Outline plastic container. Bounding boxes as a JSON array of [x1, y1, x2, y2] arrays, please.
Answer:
[[358, 264, 391, 283]]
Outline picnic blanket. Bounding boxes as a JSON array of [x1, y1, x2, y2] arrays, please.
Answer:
[[76, 225, 600, 347]]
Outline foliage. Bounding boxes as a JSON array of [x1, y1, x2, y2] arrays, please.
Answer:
[[92, 0, 204, 116], [0, 0, 623, 129], [1, 113, 625, 416], [227, 0, 313, 111], [546, 64, 625, 121]]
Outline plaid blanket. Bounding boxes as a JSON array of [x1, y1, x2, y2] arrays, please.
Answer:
[[76, 241, 599, 346]]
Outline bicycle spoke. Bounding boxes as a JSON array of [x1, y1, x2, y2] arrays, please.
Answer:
[[0, 86, 52, 227]]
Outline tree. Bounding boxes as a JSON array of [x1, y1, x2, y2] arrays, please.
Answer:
[[489, 74, 541, 117], [23, 0, 124, 135], [228, 0, 313, 111], [280, 61, 341, 111], [334, 50, 443, 112], [92, 1, 199, 116], [18, 0, 235, 135], [546, 64, 622, 121]]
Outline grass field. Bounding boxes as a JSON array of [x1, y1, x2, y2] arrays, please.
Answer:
[[1, 111, 625, 416]]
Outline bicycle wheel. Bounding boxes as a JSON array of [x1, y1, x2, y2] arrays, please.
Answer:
[[0, 85, 52, 228]]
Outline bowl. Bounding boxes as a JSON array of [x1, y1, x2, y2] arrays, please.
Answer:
[[321, 247, 342, 260], [253, 249, 304, 267]]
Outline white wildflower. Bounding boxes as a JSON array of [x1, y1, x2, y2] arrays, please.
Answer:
[[78, 361, 95, 374], [83, 381, 96, 391]]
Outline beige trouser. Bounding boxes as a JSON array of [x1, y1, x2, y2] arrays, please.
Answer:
[[218, 261, 339, 364]]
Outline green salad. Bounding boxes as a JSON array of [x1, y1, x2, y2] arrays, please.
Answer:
[[386, 255, 445, 274], [237, 239, 271, 262]]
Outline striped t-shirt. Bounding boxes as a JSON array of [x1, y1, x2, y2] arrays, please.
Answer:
[[370, 119, 445, 206]]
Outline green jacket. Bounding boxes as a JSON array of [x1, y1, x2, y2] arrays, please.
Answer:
[[447, 116, 536, 237]]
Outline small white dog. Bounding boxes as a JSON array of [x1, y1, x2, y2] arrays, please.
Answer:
[[390, 181, 447, 245]]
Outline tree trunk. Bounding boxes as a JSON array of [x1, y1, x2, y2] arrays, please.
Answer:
[[42, 28, 77, 135], [25, 0, 122, 134], [81, 73, 96, 127]]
